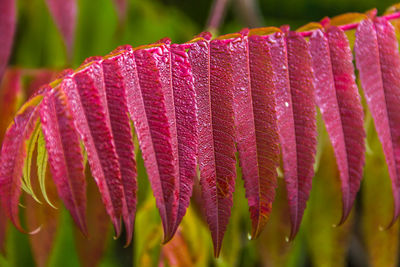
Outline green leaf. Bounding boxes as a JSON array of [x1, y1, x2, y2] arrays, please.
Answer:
[[22, 119, 41, 203], [37, 129, 56, 208]]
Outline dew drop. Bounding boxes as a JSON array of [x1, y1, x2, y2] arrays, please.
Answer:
[[285, 101, 289, 107]]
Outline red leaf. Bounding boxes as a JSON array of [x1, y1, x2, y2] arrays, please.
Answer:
[[102, 52, 138, 245], [75, 168, 110, 267], [270, 31, 317, 239], [310, 27, 365, 224], [188, 36, 237, 256], [25, 163, 60, 267], [129, 45, 179, 242], [0, 95, 43, 231], [169, 44, 197, 235], [40, 87, 87, 234], [45, 0, 77, 58], [245, 32, 280, 238], [0, 69, 22, 144], [355, 18, 400, 226], [0, 0, 16, 81], [61, 66, 124, 235]]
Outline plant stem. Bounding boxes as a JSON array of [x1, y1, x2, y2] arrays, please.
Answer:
[[206, 0, 230, 32], [300, 11, 400, 37]]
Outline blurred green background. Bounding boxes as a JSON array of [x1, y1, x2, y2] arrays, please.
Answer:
[[1, 0, 400, 266]]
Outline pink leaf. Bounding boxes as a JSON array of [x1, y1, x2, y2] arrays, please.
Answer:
[[245, 32, 280, 238], [270, 30, 317, 239], [188, 36, 237, 256], [169, 44, 197, 235], [0, 0, 16, 81], [101, 52, 138, 246], [62, 66, 124, 235], [0, 95, 43, 231], [310, 27, 365, 224], [45, 0, 77, 58], [40, 87, 87, 234], [127, 45, 179, 242], [355, 18, 400, 226]]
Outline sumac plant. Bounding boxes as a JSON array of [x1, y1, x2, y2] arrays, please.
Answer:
[[2, 5, 400, 258]]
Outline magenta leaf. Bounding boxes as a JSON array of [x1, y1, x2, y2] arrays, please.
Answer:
[[0, 95, 43, 231], [40, 87, 87, 235], [310, 27, 365, 224], [45, 0, 77, 58], [355, 18, 400, 226], [62, 65, 124, 235], [244, 32, 280, 238], [270, 30, 317, 239], [188, 36, 237, 256], [169, 44, 198, 235], [102, 52, 138, 246], [129, 44, 179, 242], [0, 0, 16, 81]]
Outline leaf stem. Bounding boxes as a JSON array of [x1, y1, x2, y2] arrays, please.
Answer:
[[300, 11, 400, 37]]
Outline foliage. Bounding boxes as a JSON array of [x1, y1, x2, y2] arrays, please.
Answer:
[[1, 0, 400, 266]]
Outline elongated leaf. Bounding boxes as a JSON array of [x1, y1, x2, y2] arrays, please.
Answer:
[[169, 44, 197, 235], [363, 119, 400, 267], [243, 31, 280, 238], [355, 18, 400, 225], [0, 68, 22, 255], [21, 119, 41, 201], [188, 36, 237, 256], [125, 45, 178, 242], [270, 30, 317, 239], [0, 69, 23, 144], [45, 0, 77, 58], [37, 130, 54, 208], [310, 27, 365, 223], [62, 67, 124, 235], [102, 52, 138, 245], [40, 87, 87, 234], [0, 95, 43, 231], [75, 168, 110, 267], [25, 162, 60, 267], [0, 0, 16, 81]]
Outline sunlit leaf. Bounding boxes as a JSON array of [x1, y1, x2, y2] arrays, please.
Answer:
[[355, 17, 400, 226]]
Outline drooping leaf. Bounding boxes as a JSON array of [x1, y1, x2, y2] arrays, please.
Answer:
[[244, 29, 280, 238], [0, 69, 23, 144], [0, 68, 22, 255], [0, 0, 16, 81], [74, 168, 110, 267], [132, 44, 179, 242], [102, 51, 138, 245], [169, 44, 198, 236], [39, 87, 87, 234], [0, 95, 43, 231], [44, 0, 77, 59], [21, 119, 41, 202], [355, 18, 400, 225], [270, 30, 317, 239], [363, 117, 400, 267], [61, 67, 124, 235], [36, 130, 54, 208], [304, 122, 353, 267], [187, 35, 237, 256], [161, 231, 194, 267], [310, 27, 365, 223], [25, 161, 60, 267]]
